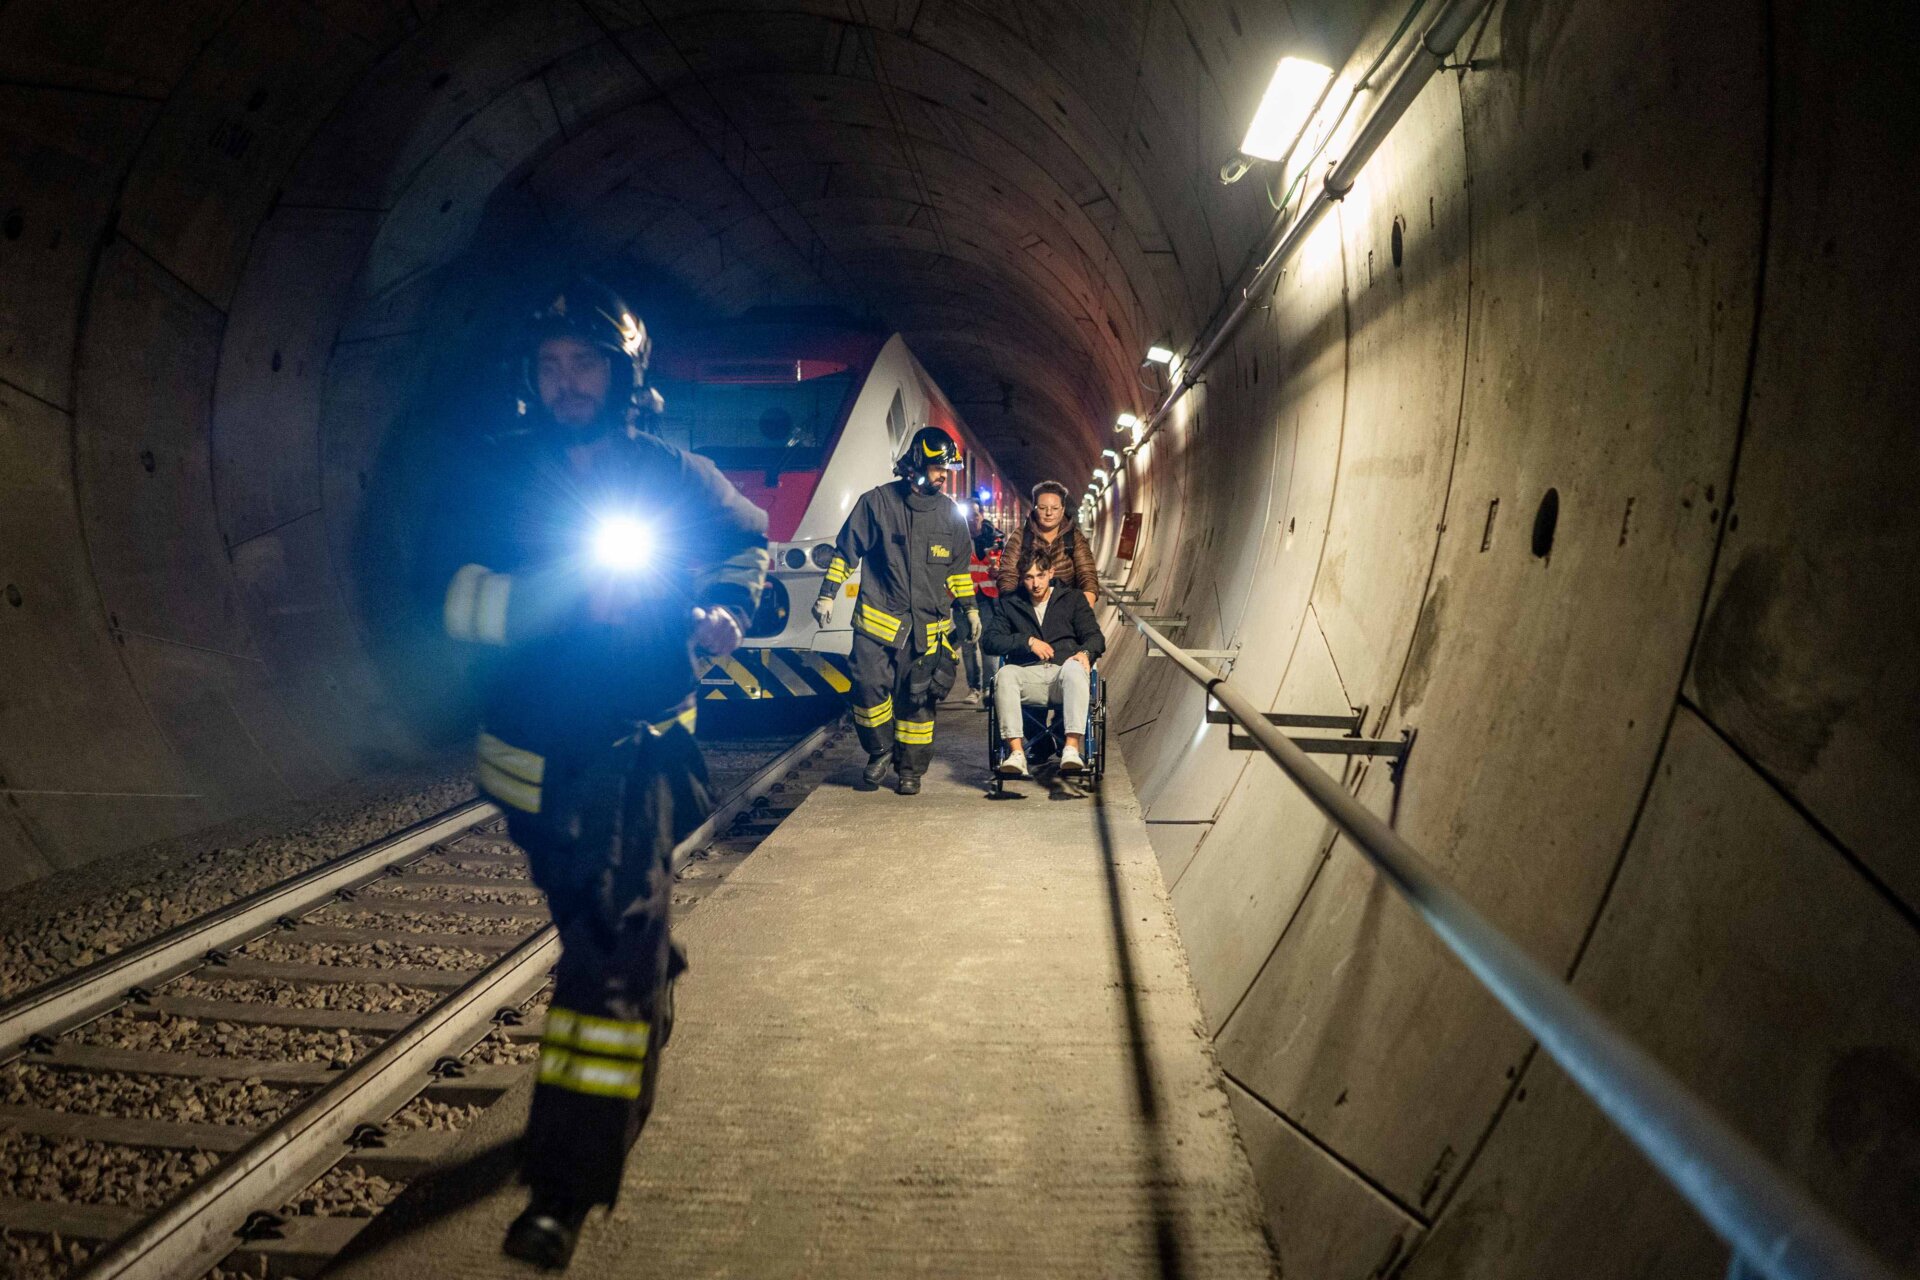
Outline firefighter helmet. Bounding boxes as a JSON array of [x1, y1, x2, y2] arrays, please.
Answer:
[[896, 426, 963, 481], [518, 277, 659, 424]]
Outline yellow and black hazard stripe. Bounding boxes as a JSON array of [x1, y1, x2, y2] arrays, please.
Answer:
[[693, 648, 854, 700]]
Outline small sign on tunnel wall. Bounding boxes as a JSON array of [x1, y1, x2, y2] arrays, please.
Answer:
[[1117, 512, 1143, 560]]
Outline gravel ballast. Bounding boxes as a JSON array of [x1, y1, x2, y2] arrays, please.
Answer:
[[280, 1164, 406, 1219], [0, 767, 478, 1000], [0, 1062, 305, 1127], [2, 1230, 94, 1280], [70, 1013, 380, 1066], [0, 1131, 217, 1209], [162, 974, 442, 1016], [240, 938, 494, 972]]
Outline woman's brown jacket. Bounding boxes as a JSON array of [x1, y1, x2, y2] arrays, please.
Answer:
[[995, 519, 1099, 598]]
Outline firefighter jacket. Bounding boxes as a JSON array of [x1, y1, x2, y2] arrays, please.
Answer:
[[433, 427, 769, 805], [817, 481, 975, 652]]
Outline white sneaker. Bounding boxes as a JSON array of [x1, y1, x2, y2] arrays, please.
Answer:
[[963, 689, 982, 707], [997, 749, 1029, 778], [1059, 745, 1086, 773]]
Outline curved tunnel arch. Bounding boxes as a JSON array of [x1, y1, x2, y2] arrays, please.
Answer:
[[1, 0, 1917, 1276]]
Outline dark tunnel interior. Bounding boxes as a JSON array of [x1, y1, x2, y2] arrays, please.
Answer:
[[1, 0, 1917, 1276]]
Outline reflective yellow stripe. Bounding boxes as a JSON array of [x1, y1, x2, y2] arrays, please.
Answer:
[[476, 731, 544, 785], [856, 601, 902, 643], [718, 655, 768, 699], [948, 575, 976, 599], [853, 698, 894, 729], [926, 618, 952, 636], [444, 564, 512, 646], [800, 651, 852, 693], [824, 555, 850, 584], [545, 1007, 651, 1062], [536, 1044, 645, 1099], [477, 760, 541, 813], [894, 719, 934, 744], [647, 705, 697, 736]]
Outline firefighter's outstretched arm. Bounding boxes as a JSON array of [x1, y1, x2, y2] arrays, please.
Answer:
[[443, 562, 586, 646], [812, 491, 878, 627], [679, 449, 771, 635]]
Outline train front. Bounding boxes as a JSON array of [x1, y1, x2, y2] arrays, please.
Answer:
[[647, 315, 904, 714]]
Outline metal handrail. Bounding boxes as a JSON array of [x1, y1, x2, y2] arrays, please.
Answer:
[[1105, 593, 1900, 1280]]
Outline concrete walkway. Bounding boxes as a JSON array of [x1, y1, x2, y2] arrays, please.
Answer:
[[329, 708, 1275, 1279]]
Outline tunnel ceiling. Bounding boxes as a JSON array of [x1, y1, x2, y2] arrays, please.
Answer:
[[245, 0, 1357, 487]]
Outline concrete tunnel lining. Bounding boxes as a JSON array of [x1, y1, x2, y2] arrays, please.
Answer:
[[1, 0, 1918, 1275]]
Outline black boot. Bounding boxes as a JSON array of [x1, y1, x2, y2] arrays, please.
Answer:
[[503, 1194, 589, 1270], [861, 753, 890, 786], [896, 774, 921, 796]]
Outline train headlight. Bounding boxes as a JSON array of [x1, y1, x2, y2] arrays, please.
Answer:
[[591, 515, 655, 572], [811, 543, 835, 569], [784, 546, 808, 570]]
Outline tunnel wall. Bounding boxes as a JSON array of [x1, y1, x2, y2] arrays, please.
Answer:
[[1100, 0, 1920, 1275]]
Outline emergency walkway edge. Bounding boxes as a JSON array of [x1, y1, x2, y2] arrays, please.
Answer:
[[1102, 591, 1902, 1280]]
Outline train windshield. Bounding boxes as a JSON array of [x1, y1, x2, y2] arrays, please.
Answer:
[[652, 362, 857, 474]]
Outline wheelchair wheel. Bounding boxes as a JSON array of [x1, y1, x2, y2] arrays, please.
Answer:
[[1090, 694, 1109, 782]]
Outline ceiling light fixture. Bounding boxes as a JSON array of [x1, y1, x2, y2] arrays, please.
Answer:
[[1115, 412, 1140, 431], [1241, 57, 1334, 162], [1145, 345, 1175, 365]]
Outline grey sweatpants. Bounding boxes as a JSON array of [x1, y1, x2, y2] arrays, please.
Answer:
[[994, 660, 1090, 740]]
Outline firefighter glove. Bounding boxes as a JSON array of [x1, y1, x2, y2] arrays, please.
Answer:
[[811, 595, 836, 628]]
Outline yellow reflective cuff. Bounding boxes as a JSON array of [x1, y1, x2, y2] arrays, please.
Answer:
[[545, 1006, 652, 1062], [894, 719, 935, 744], [477, 731, 544, 785], [477, 760, 541, 813], [444, 564, 513, 645], [536, 1044, 645, 1099], [852, 698, 894, 729], [824, 556, 850, 584], [856, 602, 902, 642]]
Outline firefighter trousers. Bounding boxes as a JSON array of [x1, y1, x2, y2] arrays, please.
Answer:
[[500, 721, 708, 1207], [848, 631, 954, 777]]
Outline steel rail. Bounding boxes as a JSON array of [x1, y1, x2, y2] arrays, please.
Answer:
[[0, 802, 497, 1060], [75, 718, 837, 1280], [1137, 0, 1494, 449], [1106, 594, 1900, 1280]]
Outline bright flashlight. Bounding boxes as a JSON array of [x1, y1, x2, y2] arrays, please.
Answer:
[[592, 515, 654, 572]]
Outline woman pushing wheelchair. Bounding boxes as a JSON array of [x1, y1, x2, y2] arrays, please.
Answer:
[[980, 545, 1106, 778]]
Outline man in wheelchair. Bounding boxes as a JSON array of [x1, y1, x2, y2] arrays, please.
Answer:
[[980, 547, 1106, 778]]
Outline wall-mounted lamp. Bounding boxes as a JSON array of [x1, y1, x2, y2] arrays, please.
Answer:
[[1093, 468, 1109, 483], [1220, 55, 1333, 184], [1115, 412, 1140, 431], [1101, 449, 1121, 466], [1144, 345, 1175, 365]]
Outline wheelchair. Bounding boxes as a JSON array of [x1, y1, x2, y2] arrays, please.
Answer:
[[985, 664, 1108, 796]]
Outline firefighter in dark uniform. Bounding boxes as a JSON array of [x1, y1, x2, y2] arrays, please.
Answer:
[[433, 279, 768, 1268], [810, 427, 977, 794]]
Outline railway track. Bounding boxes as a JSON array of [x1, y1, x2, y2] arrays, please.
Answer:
[[0, 721, 853, 1280]]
